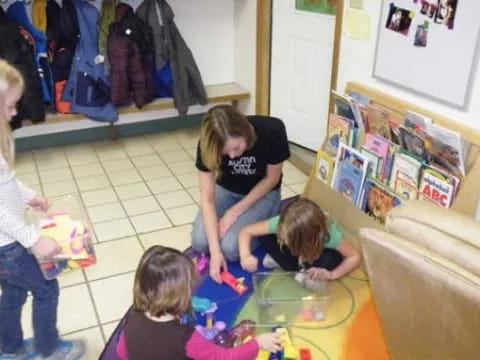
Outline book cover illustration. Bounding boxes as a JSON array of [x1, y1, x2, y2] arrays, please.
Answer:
[[388, 152, 422, 189], [389, 119, 402, 145], [331, 90, 364, 130], [399, 125, 428, 160], [404, 110, 432, 134], [394, 171, 419, 200], [364, 133, 390, 181], [323, 113, 352, 156], [360, 179, 402, 224], [360, 146, 381, 179], [418, 166, 454, 208], [365, 104, 392, 140], [331, 144, 369, 206], [424, 122, 466, 177], [315, 150, 335, 186]]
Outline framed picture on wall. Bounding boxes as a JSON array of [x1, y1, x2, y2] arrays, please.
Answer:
[[373, 0, 480, 108], [295, 0, 336, 16]]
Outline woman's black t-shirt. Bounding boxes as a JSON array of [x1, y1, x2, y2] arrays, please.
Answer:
[[196, 115, 290, 195]]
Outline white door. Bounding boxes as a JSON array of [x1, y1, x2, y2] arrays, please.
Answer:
[[270, 0, 335, 151]]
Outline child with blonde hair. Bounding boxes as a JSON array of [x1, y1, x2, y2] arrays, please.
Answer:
[[122, 245, 281, 359], [239, 198, 360, 281], [0, 60, 85, 360]]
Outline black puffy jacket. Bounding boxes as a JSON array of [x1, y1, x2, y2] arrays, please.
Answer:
[[0, 6, 44, 129]]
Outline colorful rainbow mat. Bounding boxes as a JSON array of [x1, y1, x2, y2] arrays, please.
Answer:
[[191, 248, 390, 360], [101, 248, 390, 360]]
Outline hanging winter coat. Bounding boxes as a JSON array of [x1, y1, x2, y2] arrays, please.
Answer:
[[136, 0, 206, 115], [0, 7, 45, 129], [32, 0, 47, 32], [6, 1, 52, 104], [108, 3, 155, 108], [98, 0, 117, 73], [63, 0, 118, 122]]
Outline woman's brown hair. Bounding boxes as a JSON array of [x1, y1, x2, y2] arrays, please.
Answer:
[[133, 246, 197, 318], [277, 198, 330, 264], [0, 60, 24, 168], [199, 105, 257, 171]]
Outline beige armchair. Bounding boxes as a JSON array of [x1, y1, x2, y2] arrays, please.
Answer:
[[359, 200, 480, 360]]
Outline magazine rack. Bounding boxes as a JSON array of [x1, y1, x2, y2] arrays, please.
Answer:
[[303, 81, 480, 249]]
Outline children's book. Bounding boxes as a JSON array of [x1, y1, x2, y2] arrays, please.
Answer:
[[331, 144, 369, 206], [360, 178, 402, 224], [348, 91, 370, 131], [424, 122, 467, 177], [417, 165, 455, 208], [389, 119, 402, 146], [399, 125, 428, 160], [331, 90, 365, 131], [363, 133, 397, 182], [394, 171, 419, 201], [323, 113, 352, 157], [404, 110, 432, 134], [315, 150, 335, 186], [365, 104, 391, 140], [360, 146, 381, 180], [388, 152, 422, 189]]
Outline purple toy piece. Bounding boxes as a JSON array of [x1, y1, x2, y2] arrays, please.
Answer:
[[196, 321, 226, 341], [196, 253, 209, 274]]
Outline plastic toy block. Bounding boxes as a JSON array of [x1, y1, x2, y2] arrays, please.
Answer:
[[299, 348, 312, 360], [220, 271, 249, 295], [275, 327, 293, 347], [256, 350, 270, 360], [191, 296, 213, 313], [283, 345, 297, 359]]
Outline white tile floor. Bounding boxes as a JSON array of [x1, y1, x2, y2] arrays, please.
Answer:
[[11, 127, 308, 359]]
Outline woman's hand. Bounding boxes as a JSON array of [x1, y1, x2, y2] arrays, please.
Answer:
[[28, 196, 51, 212], [210, 250, 228, 283], [218, 207, 240, 237], [240, 254, 258, 273]]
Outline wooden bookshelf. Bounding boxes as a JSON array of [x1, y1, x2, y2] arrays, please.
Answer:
[[303, 81, 480, 249]]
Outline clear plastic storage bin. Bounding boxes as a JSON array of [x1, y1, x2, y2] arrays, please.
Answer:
[[28, 195, 96, 280], [253, 271, 329, 325]]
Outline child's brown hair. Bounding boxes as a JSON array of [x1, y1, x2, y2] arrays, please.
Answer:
[[277, 198, 330, 263], [133, 246, 197, 318], [199, 105, 257, 171]]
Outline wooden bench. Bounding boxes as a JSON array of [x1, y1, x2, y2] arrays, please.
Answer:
[[43, 82, 250, 139]]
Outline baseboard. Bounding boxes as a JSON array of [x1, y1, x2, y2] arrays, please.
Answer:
[[15, 114, 203, 152]]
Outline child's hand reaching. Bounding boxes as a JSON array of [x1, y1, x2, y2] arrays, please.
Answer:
[[240, 254, 258, 273], [31, 236, 60, 259], [28, 196, 51, 212], [307, 267, 333, 280], [255, 332, 282, 353]]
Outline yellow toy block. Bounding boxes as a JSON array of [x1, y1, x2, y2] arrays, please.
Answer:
[[275, 327, 293, 347], [283, 345, 298, 359], [255, 350, 270, 360]]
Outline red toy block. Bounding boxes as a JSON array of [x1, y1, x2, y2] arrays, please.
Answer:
[[220, 271, 248, 295], [299, 348, 312, 360]]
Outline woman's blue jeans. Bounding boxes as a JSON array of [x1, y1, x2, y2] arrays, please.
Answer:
[[191, 185, 281, 261]]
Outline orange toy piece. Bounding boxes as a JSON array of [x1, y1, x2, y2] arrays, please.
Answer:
[[220, 271, 248, 295]]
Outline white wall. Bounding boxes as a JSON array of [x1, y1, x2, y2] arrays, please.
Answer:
[[233, 0, 257, 115], [337, 0, 480, 130]]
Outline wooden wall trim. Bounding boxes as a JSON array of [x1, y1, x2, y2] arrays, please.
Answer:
[[256, 0, 272, 115]]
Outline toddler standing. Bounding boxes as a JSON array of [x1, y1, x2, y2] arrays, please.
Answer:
[[0, 60, 85, 360]]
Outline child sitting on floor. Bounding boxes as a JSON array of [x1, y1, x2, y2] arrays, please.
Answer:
[[239, 198, 361, 282], [120, 245, 281, 360]]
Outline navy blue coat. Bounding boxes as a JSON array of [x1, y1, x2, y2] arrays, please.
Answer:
[[63, 0, 118, 122]]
